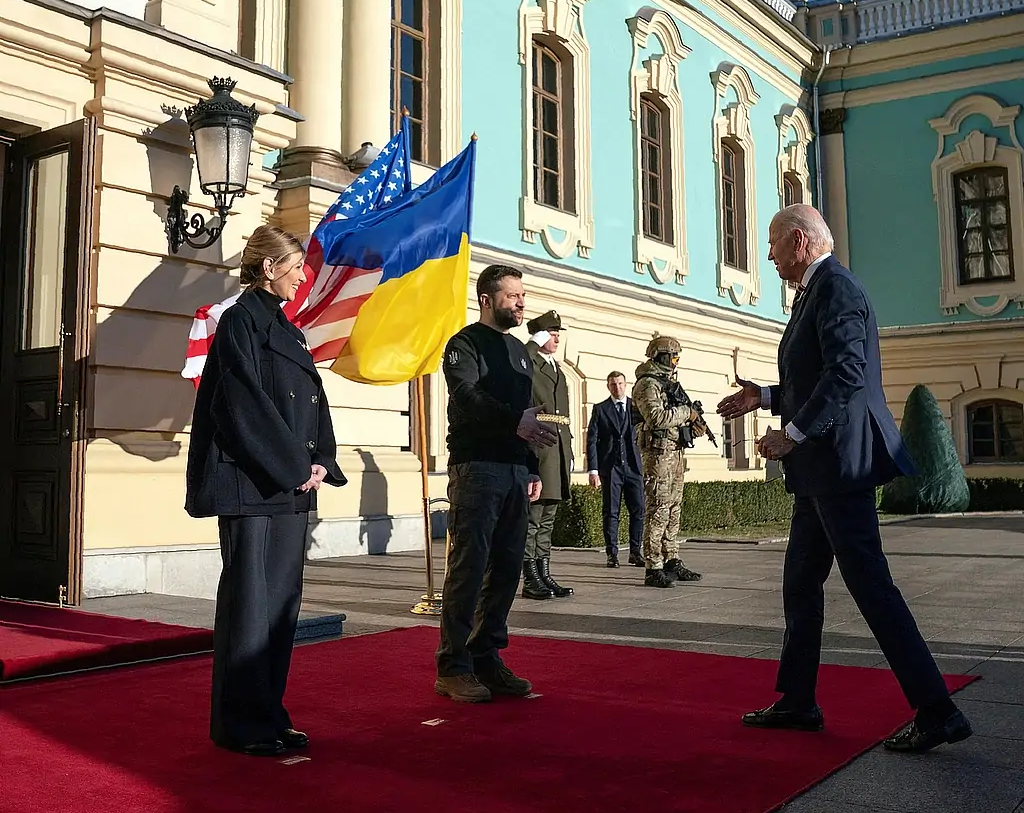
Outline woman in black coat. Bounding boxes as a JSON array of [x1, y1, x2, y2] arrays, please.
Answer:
[[185, 225, 346, 757]]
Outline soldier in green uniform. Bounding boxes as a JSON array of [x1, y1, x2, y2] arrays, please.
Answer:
[[521, 310, 575, 600], [631, 334, 705, 588]]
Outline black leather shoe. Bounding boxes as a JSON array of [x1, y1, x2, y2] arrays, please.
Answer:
[[279, 729, 309, 749], [627, 552, 645, 568], [883, 710, 972, 753], [606, 555, 619, 568], [742, 703, 824, 732], [217, 739, 286, 757]]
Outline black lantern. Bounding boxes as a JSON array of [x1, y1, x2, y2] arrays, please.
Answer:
[[166, 77, 260, 253]]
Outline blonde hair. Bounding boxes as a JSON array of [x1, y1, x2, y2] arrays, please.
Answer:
[[239, 225, 304, 289]]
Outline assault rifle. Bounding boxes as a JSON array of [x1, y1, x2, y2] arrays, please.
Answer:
[[664, 381, 718, 448], [632, 375, 718, 449]]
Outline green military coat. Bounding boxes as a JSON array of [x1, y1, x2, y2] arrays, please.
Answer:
[[528, 342, 573, 502]]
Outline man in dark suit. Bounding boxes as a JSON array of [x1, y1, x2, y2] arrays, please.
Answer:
[[521, 310, 575, 600], [586, 371, 645, 568], [717, 204, 972, 754]]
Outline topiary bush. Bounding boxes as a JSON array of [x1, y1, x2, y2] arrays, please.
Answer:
[[879, 384, 970, 514]]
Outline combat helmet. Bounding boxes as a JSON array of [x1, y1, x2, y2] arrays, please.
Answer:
[[645, 332, 682, 359]]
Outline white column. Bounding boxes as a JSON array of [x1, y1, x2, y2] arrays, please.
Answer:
[[287, 0, 344, 153], [341, 0, 392, 155]]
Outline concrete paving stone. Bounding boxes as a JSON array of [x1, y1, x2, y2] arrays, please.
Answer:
[[953, 700, 1024, 746], [965, 659, 1024, 704], [808, 749, 1024, 813]]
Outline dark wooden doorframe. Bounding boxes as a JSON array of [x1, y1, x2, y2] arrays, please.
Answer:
[[0, 117, 96, 606]]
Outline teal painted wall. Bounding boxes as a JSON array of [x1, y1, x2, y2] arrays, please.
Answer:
[[460, 0, 807, 324], [841, 77, 1024, 328]]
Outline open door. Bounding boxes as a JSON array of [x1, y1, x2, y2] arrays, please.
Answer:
[[0, 118, 96, 605]]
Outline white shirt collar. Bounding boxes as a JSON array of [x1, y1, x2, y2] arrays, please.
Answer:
[[800, 252, 832, 288]]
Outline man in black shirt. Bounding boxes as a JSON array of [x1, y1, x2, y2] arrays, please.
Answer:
[[434, 264, 557, 703]]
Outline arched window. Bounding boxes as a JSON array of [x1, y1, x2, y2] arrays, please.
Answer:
[[967, 399, 1024, 463], [783, 171, 802, 207], [721, 137, 747, 272], [639, 95, 672, 244], [532, 39, 575, 214]]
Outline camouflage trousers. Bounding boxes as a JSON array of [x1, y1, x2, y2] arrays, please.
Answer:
[[640, 449, 685, 569]]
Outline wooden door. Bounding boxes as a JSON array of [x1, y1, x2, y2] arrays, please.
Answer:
[[0, 118, 96, 605]]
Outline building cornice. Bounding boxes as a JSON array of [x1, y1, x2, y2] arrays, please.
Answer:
[[24, 0, 294, 86], [471, 242, 787, 340]]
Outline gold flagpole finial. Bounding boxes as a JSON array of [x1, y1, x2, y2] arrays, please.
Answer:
[[402, 106, 410, 117], [471, 132, 478, 141]]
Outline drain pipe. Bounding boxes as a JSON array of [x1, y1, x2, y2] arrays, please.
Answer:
[[812, 45, 833, 212]]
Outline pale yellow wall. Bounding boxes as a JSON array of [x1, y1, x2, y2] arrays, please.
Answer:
[[881, 322, 1024, 479], [1, 2, 299, 551]]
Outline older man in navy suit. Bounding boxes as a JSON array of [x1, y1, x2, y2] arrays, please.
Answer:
[[586, 371, 645, 568], [717, 204, 972, 754]]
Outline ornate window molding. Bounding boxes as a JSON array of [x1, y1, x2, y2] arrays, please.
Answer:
[[626, 8, 691, 286], [711, 63, 760, 306], [518, 0, 594, 260], [775, 104, 812, 313], [929, 94, 1024, 317], [951, 387, 1024, 466]]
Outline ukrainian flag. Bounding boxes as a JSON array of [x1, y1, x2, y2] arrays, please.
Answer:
[[317, 138, 477, 385]]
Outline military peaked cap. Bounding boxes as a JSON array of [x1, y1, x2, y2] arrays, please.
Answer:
[[526, 310, 565, 334]]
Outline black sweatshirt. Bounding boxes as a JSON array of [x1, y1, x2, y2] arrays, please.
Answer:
[[442, 321, 539, 475]]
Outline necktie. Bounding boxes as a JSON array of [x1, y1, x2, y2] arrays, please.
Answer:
[[616, 402, 625, 424], [793, 284, 806, 305]]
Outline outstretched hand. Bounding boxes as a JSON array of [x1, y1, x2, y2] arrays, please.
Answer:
[[717, 377, 762, 421], [518, 406, 558, 447]]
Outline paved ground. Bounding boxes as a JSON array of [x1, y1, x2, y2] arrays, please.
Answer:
[[86, 513, 1024, 813]]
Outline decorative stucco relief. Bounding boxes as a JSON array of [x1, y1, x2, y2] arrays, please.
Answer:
[[517, 0, 594, 260], [711, 62, 760, 307], [626, 7, 691, 286], [775, 104, 813, 314], [929, 94, 1024, 317]]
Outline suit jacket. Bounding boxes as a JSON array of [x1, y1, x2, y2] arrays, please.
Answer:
[[185, 287, 346, 517], [527, 342, 573, 501], [770, 256, 915, 497], [586, 397, 642, 475]]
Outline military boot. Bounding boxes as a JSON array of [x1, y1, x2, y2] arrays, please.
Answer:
[[538, 557, 573, 597], [665, 558, 702, 582], [522, 559, 555, 600], [644, 568, 675, 588]]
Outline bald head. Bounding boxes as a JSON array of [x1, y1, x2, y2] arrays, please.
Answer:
[[768, 205, 835, 284]]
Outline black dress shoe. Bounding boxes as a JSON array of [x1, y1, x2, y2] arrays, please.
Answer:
[[883, 709, 972, 753], [279, 728, 309, 749], [742, 703, 824, 732], [606, 555, 619, 568], [627, 552, 645, 568], [217, 739, 286, 757]]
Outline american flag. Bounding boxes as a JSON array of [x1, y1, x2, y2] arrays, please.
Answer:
[[181, 118, 412, 387]]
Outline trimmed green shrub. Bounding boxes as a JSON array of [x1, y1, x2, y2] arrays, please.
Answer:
[[551, 479, 795, 547], [880, 384, 970, 514], [967, 478, 1024, 511]]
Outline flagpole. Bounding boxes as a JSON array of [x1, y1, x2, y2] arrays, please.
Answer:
[[411, 375, 442, 615]]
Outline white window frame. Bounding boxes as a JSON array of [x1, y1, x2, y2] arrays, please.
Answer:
[[517, 0, 594, 260], [929, 94, 1024, 317], [711, 63, 760, 307], [626, 8, 690, 286]]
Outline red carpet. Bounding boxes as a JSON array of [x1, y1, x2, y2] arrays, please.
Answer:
[[0, 599, 213, 681], [1, 625, 974, 813]]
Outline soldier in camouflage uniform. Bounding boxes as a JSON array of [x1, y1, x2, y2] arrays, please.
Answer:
[[631, 334, 705, 588]]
